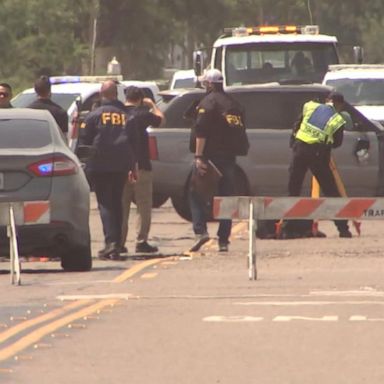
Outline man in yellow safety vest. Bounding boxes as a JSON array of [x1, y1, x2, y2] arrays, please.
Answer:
[[283, 92, 352, 239]]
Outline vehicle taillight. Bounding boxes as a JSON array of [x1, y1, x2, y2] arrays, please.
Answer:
[[148, 135, 159, 161], [71, 112, 79, 140], [28, 156, 78, 176]]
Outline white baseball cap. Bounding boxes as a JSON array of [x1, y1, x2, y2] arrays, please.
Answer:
[[199, 68, 223, 83]]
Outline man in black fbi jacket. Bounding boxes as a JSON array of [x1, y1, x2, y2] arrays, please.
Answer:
[[80, 80, 137, 261], [28, 75, 69, 135]]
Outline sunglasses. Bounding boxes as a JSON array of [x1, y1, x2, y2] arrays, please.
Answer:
[[0, 92, 9, 97]]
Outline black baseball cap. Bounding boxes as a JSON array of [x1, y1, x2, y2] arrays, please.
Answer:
[[328, 91, 345, 104]]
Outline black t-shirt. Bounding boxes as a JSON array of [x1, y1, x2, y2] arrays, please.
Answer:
[[195, 90, 244, 159], [28, 98, 68, 134], [125, 105, 162, 171]]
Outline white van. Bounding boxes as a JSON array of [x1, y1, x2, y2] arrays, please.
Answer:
[[323, 65, 384, 128], [170, 69, 197, 89]]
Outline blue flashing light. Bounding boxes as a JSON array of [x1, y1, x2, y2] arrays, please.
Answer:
[[49, 75, 123, 85], [38, 163, 53, 175], [50, 76, 81, 84]]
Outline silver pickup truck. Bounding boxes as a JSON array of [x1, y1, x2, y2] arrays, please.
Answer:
[[149, 84, 383, 220]]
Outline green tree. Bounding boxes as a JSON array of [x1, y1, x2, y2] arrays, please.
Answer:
[[97, 0, 175, 79], [0, 0, 89, 90], [0, 0, 383, 91], [358, 0, 384, 63]]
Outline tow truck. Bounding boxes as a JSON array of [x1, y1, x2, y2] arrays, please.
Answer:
[[194, 24, 340, 86]]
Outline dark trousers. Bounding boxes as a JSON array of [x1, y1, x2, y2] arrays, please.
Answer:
[[91, 172, 127, 245], [189, 158, 236, 243], [288, 140, 349, 233]]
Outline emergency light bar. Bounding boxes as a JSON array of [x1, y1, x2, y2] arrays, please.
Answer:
[[50, 75, 123, 84], [224, 25, 320, 37]]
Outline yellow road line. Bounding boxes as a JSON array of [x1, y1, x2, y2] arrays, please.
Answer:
[[0, 257, 177, 362], [0, 299, 118, 362], [0, 300, 92, 345], [113, 257, 173, 283], [140, 272, 158, 279]]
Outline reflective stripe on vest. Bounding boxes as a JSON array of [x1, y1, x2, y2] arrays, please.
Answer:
[[295, 101, 346, 145]]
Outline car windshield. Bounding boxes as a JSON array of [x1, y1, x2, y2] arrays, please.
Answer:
[[325, 78, 384, 106], [0, 119, 51, 148], [12, 92, 79, 111], [173, 78, 196, 89], [225, 42, 338, 85]]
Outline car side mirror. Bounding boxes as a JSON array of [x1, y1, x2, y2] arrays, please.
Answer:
[[193, 50, 204, 77], [354, 136, 370, 164]]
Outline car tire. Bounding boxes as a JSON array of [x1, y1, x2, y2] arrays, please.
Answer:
[[132, 193, 169, 208], [171, 166, 249, 222], [171, 194, 192, 222], [152, 193, 169, 208], [61, 243, 92, 272]]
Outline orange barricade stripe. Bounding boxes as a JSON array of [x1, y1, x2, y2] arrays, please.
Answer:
[[263, 197, 273, 208], [283, 198, 324, 218], [23, 202, 49, 224], [336, 199, 376, 218]]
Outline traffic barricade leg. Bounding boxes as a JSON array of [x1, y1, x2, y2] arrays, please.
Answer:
[[248, 199, 257, 280], [8, 204, 21, 285]]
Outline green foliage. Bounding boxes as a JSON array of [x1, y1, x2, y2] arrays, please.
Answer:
[[0, 0, 383, 91], [0, 0, 89, 91]]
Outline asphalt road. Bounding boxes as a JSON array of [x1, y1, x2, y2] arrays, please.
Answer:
[[1, 195, 384, 383]]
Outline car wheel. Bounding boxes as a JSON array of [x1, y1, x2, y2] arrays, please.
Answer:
[[171, 194, 192, 222], [171, 166, 249, 222], [61, 243, 92, 272], [132, 193, 169, 208], [152, 193, 169, 208]]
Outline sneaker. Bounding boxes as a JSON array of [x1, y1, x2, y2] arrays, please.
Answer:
[[135, 241, 158, 253], [119, 246, 128, 254], [218, 242, 228, 252], [189, 233, 210, 252], [105, 251, 123, 261], [98, 243, 122, 260], [339, 230, 352, 238]]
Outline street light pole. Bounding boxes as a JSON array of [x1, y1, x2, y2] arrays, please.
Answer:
[[90, 0, 99, 75]]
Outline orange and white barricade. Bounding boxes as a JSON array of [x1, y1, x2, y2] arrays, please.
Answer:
[[0, 201, 50, 285], [213, 196, 384, 280]]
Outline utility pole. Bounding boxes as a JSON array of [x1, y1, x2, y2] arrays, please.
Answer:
[[90, 0, 99, 75]]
